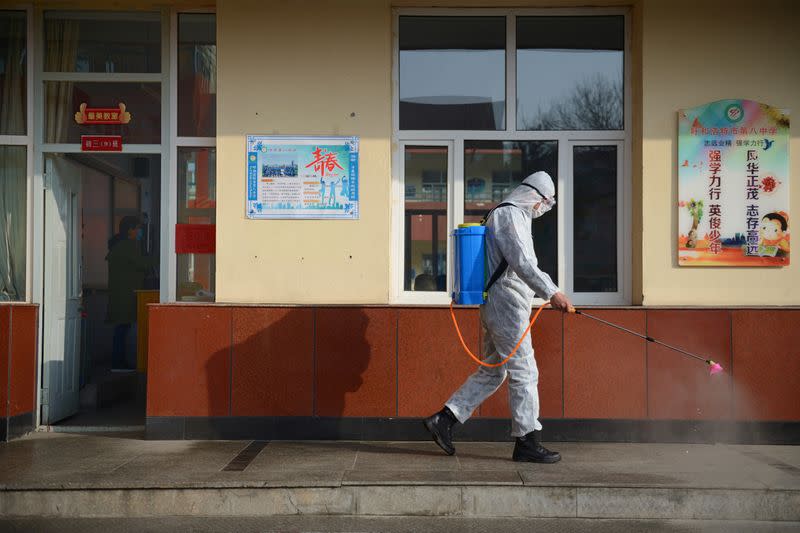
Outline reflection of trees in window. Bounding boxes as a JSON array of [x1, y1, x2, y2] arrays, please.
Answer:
[[522, 74, 622, 131]]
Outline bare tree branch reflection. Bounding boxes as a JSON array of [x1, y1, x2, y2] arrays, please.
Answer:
[[523, 74, 623, 131]]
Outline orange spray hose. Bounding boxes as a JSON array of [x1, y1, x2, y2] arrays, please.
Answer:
[[449, 300, 552, 368]]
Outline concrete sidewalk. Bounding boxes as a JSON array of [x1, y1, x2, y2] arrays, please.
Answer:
[[0, 432, 798, 523]]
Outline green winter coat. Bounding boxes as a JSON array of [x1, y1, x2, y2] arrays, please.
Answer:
[[106, 239, 154, 325]]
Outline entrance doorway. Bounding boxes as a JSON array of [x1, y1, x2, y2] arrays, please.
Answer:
[[42, 152, 161, 429], [30, 8, 218, 431]]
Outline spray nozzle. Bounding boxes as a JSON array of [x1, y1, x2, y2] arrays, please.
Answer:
[[706, 360, 724, 376]]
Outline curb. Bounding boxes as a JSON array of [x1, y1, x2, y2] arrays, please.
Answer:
[[1, 485, 798, 521]]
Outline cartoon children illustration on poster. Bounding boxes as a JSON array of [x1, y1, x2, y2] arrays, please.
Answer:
[[758, 212, 790, 257]]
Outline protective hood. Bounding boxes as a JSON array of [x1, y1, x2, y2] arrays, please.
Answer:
[[502, 171, 556, 219]]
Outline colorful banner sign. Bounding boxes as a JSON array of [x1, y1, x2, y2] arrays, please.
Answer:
[[81, 135, 122, 152], [246, 135, 359, 220], [74, 103, 132, 125], [678, 99, 790, 266]]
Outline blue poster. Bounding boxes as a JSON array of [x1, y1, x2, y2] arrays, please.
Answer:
[[246, 135, 359, 219]]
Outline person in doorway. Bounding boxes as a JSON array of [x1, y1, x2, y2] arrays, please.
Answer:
[[424, 171, 573, 463], [106, 216, 153, 372]]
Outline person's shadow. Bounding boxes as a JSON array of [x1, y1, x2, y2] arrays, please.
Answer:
[[313, 308, 371, 417], [202, 308, 371, 438], [199, 308, 486, 459]]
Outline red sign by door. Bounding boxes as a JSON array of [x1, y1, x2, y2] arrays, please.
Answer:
[[175, 224, 216, 254], [74, 103, 132, 125], [81, 135, 123, 152]]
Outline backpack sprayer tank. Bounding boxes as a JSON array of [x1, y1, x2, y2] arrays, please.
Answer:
[[452, 223, 486, 305]]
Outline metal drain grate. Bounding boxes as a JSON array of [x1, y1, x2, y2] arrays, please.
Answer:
[[222, 440, 269, 472]]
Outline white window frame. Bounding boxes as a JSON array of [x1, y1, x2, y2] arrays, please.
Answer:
[[391, 7, 631, 306], [32, 7, 169, 308], [565, 140, 627, 304], [393, 140, 454, 304], [26, 7, 216, 306], [171, 9, 217, 303]]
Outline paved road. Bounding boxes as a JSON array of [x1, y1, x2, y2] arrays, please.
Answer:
[[1, 516, 800, 533]]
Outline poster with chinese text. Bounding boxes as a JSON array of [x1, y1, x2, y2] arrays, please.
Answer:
[[678, 100, 790, 266], [246, 135, 359, 219]]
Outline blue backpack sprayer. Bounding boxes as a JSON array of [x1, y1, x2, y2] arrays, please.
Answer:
[[450, 207, 723, 375]]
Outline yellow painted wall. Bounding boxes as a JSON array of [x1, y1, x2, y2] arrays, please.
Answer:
[[640, 0, 799, 305], [216, 0, 796, 306], [216, 0, 392, 303], [215, 0, 637, 304]]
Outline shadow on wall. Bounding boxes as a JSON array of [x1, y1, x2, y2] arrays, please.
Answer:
[[200, 308, 372, 420], [317, 309, 372, 417]]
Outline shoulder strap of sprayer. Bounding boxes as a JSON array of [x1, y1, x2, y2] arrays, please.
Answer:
[[481, 202, 515, 297]]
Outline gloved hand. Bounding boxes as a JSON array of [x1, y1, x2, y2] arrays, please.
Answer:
[[549, 291, 574, 313]]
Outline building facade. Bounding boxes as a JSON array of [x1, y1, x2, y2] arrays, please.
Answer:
[[1, 0, 798, 442]]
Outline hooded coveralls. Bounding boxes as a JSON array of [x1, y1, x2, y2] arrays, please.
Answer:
[[445, 171, 559, 437]]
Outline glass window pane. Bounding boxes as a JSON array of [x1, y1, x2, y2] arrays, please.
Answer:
[[45, 81, 161, 144], [177, 254, 215, 302], [177, 148, 216, 302], [517, 16, 623, 131], [573, 145, 617, 292], [178, 147, 216, 223], [178, 14, 216, 137], [464, 141, 559, 285], [0, 11, 27, 135], [44, 11, 161, 73], [404, 146, 448, 291], [400, 17, 505, 130], [0, 145, 26, 301]]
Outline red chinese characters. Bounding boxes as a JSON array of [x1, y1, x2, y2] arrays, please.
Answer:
[[305, 147, 344, 177]]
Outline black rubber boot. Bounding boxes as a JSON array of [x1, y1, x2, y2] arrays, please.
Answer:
[[423, 406, 458, 456], [512, 430, 561, 463]]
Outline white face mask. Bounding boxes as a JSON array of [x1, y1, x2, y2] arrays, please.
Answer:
[[531, 196, 555, 218]]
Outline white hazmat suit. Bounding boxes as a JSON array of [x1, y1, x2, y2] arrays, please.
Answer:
[[446, 171, 559, 437]]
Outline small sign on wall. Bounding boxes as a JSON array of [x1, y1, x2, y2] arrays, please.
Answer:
[[74, 103, 132, 125], [678, 99, 790, 266], [81, 135, 122, 152], [175, 224, 216, 254]]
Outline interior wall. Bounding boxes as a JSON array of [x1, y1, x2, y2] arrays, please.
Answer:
[[80, 163, 111, 289]]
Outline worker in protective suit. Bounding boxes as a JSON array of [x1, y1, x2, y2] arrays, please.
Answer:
[[424, 171, 573, 463]]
